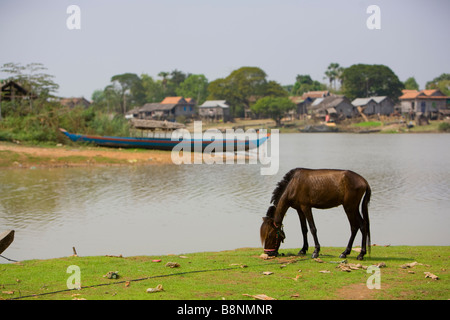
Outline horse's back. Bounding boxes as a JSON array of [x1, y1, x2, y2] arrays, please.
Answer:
[[289, 168, 368, 209]]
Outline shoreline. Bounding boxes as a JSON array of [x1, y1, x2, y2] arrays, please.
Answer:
[[0, 141, 175, 169], [0, 120, 448, 169]]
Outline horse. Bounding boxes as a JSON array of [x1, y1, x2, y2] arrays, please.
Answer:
[[260, 168, 371, 260]]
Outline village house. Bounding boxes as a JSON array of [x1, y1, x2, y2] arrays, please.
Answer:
[[399, 89, 449, 117], [301, 90, 331, 100], [308, 95, 355, 120], [289, 96, 311, 116], [198, 100, 231, 122], [351, 96, 395, 116], [0, 80, 36, 101], [59, 97, 91, 109], [290, 91, 332, 117], [130, 96, 196, 120]]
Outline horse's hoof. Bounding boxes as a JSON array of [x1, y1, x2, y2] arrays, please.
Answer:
[[298, 250, 307, 256], [311, 252, 319, 259], [357, 254, 364, 261], [339, 253, 347, 259]]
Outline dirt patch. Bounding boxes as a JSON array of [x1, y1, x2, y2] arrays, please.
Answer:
[[336, 282, 377, 300]]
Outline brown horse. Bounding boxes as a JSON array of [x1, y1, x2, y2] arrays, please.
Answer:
[[260, 168, 371, 260]]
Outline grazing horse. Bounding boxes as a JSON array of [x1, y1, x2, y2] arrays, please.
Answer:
[[260, 168, 371, 260]]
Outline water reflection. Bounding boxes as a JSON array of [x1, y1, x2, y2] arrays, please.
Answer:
[[1, 133, 449, 262]]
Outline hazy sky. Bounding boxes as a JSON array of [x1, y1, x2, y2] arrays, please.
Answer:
[[1, 0, 449, 99]]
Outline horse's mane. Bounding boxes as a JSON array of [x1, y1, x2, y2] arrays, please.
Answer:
[[270, 168, 299, 206]]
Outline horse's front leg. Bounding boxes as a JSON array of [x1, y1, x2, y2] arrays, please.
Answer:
[[296, 209, 308, 255], [302, 206, 320, 258]]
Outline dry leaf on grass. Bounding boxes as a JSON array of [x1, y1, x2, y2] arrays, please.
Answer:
[[262, 271, 273, 275], [293, 274, 302, 281], [103, 271, 119, 279], [146, 284, 164, 293], [242, 294, 276, 300], [400, 261, 428, 269], [424, 272, 439, 280], [165, 262, 180, 268]]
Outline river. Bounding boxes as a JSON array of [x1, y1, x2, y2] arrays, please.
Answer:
[[1, 133, 449, 262]]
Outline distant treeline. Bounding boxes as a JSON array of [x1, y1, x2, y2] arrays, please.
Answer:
[[0, 62, 448, 143]]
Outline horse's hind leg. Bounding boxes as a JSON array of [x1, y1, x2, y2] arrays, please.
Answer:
[[340, 205, 360, 259], [296, 209, 308, 255]]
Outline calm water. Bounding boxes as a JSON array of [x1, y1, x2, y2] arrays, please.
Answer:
[[1, 133, 449, 262]]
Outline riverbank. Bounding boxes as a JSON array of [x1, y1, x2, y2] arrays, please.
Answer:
[[0, 118, 448, 169], [0, 141, 174, 169], [193, 118, 450, 134], [1, 246, 448, 300]]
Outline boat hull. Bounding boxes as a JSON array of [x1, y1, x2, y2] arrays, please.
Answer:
[[0, 230, 14, 255], [59, 128, 269, 151]]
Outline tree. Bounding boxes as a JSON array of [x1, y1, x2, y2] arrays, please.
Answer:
[[291, 74, 326, 96], [1, 62, 59, 99], [341, 64, 404, 101], [251, 96, 296, 126], [404, 77, 419, 90], [141, 74, 165, 103], [324, 63, 344, 90], [110, 73, 142, 114], [264, 80, 289, 98], [168, 69, 188, 96], [207, 66, 268, 118], [426, 73, 450, 96], [0, 62, 59, 116], [157, 71, 169, 94], [176, 74, 209, 104]]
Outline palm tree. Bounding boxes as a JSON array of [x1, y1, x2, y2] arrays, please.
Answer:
[[324, 63, 343, 91], [158, 71, 169, 94]]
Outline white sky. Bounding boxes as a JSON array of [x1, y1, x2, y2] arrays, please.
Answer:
[[1, 0, 449, 99]]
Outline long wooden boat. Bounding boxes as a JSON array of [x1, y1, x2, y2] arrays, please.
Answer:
[[59, 128, 270, 151], [0, 230, 14, 255]]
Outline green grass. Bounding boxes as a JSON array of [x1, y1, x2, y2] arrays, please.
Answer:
[[1, 246, 448, 300]]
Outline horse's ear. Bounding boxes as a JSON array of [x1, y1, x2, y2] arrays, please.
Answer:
[[266, 205, 276, 218]]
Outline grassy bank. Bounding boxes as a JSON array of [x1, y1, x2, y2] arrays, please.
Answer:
[[1, 246, 448, 300]]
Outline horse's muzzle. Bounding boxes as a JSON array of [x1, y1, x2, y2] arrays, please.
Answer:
[[264, 249, 278, 257]]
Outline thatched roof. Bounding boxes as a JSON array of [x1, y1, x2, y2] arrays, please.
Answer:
[[130, 119, 185, 130]]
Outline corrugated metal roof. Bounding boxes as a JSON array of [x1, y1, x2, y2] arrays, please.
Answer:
[[199, 100, 229, 108], [352, 96, 388, 106]]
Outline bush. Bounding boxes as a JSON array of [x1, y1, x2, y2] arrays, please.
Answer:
[[0, 103, 130, 144], [438, 122, 450, 132]]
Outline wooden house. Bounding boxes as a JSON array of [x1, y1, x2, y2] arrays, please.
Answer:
[[351, 96, 394, 115], [134, 96, 196, 120], [0, 80, 36, 101], [289, 96, 311, 116], [60, 97, 91, 109], [198, 100, 231, 122], [301, 90, 331, 100], [308, 96, 355, 120], [399, 89, 448, 117]]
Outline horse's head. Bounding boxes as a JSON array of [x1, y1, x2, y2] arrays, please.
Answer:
[[260, 206, 285, 256]]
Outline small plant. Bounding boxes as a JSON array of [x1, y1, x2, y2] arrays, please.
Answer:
[[438, 122, 450, 132]]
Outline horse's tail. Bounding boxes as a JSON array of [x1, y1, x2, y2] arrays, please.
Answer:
[[362, 184, 371, 255], [270, 168, 298, 206]]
